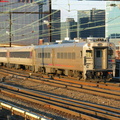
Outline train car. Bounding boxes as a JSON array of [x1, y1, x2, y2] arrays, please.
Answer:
[[0, 46, 36, 71], [115, 45, 120, 77], [8, 46, 36, 71], [0, 47, 9, 66], [0, 38, 116, 80], [35, 38, 116, 79]]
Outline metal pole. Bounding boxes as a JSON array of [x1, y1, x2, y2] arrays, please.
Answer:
[[118, 63, 120, 77], [49, 0, 52, 42], [38, 4, 43, 43], [9, 11, 11, 47]]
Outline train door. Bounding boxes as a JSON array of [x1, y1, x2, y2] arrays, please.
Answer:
[[102, 48, 107, 69], [94, 48, 107, 69]]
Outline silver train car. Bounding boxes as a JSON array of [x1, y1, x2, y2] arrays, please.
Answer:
[[0, 38, 116, 80], [0, 46, 35, 70]]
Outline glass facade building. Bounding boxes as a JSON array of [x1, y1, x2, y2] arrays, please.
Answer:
[[0, 0, 60, 46], [106, 1, 120, 45], [42, 9, 61, 42], [0, 0, 40, 45], [77, 8, 105, 38], [78, 0, 108, 1], [61, 18, 77, 40]]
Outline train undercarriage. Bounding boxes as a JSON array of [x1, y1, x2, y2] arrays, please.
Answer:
[[85, 70, 113, 80], [0, 62, 113, 80]]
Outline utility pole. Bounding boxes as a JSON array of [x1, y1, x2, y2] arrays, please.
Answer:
[[49, 0, 52, 42], [37, 1, 43, 44]]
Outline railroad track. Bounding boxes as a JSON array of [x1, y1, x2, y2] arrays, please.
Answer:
[[0, 68, 120, 100], [1, 67, 120, 88], [0, 83, 120, 120]]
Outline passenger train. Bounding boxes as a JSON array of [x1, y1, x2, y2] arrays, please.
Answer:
[[0, 38, 116, 80]]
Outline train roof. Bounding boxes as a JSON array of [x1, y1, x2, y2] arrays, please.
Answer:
[[0, 45, 35, 50], [0, 39, 114, 51], [34, 42, 87, 49]]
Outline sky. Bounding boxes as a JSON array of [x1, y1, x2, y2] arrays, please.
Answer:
[[52, 0, 106, 21]]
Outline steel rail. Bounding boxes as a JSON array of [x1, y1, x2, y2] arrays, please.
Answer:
[[1, 67, 120, 91], [0, 69, 120, 100], [0, 89, 98, 120], [0, 84, 120, 120]]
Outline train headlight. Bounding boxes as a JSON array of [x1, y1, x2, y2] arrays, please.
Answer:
[[109, 43, 113, 47]]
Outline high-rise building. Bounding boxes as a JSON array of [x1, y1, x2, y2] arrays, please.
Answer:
[[61, 18, 77, 40], [77, 8, 105, 38], [42, 9, 61, 42], [0, 0, 40, 45], [78, 0, 109, 1], [106, 1, 120, 45]]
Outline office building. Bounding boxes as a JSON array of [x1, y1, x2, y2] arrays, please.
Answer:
[[77, 8, 105, 38], [106, 1, 120, 45], [42, 9, 61, 42], [61, 18, 77, 40]]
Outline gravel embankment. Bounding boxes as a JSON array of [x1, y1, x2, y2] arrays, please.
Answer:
[[0, 75, 120, 109]]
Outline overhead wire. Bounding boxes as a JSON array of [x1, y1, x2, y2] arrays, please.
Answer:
[[0, 0, 44, 39], [0, 0, 103, 42], [0, 2, 62, 43], [0, 0, 119, 44]]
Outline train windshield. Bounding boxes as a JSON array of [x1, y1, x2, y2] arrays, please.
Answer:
[[86, 50, 92, 58]]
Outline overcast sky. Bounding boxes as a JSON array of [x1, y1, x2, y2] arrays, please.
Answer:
[[52, 0, 106, 21]]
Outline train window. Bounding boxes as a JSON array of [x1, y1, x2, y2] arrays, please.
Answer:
[[80, 51, 82, 58], [41, 53, 44, 58], [45, 53, 47, 58], [10, 52, 30, 58], [48, 53, 50, 58], [38, 53, 41, 58], [61, 53, 63, 59], [57, 53, 60, 58], [68, 53, 71, 59], [96, 50, 102, 57], [72, 52, 75, 59], [57, 52, 75, 59], [64, 53, 67, 59], [0, 52, 6, 57], [40, 53, 42, 58], [86, 50, 92, 58], [38, 52, 51, 58]]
